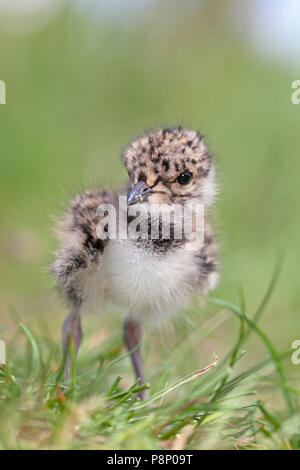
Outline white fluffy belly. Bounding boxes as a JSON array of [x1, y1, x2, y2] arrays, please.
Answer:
[[103, 240, 198, 325]]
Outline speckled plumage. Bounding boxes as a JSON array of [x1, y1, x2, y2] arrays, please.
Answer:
[[51, 126, 219, 392], [52, 127, 218, 320]]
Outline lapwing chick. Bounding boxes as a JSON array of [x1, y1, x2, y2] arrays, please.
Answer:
[[52, 127, 218, 399]]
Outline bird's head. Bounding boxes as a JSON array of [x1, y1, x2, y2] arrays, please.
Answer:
[[123, 127, 216, 208]]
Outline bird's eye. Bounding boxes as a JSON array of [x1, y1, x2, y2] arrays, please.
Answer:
[[176, 171, 193, 185]]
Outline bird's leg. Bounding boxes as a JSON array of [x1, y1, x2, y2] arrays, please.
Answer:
[[123, 318, 148, 400], [62, 309, 83, 382]]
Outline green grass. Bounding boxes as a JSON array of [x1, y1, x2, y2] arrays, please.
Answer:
[[0, 3, 299, 450], [1, 268, 299, 450]]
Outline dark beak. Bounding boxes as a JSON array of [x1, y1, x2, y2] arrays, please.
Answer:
[[127, 181, 153, 205]]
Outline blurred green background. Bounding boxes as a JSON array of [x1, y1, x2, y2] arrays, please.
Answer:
[[0, 1, 299, 385]]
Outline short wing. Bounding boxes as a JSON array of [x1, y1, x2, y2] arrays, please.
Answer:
[[51, 189, 117, 308]]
